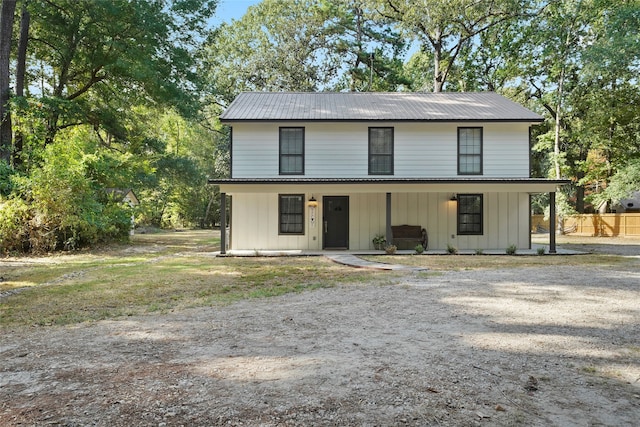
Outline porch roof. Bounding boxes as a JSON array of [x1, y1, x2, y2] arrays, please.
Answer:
[[209, 177, 569, 194]]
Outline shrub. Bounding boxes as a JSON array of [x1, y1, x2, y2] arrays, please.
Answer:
[[506, 244, 517, 255], [414, 244, 424, 254], [537, 247, 546, 255], [446, 244, 458, 254], [0, 197, 30, 252], [0, 160, 15, 196], [385, 244, 397, 254], [475, 248, 484, 255], [0, 140, 133, 254]]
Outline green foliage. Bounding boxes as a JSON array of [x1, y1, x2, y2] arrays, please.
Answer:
[[0, 197, 30, 252], [0, 160, 15, 196], [321, 1, 410, 91], [446, 244, 458, 255], [514, 0, 640, 212], [1, 0, 638, 250], [537, 247, 546, 256], [27, 0, 217, 123], [205, 0, 334, 103], [598, 159, 640, 206], [369, 0, 528, 92], [372, 233, 386, 245], [0, 137, 133, 254], [506, 244, 517, 255], [414, 244, 424, 254]]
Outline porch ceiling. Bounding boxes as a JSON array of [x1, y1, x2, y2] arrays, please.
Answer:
[[209, 178, 569, 194]]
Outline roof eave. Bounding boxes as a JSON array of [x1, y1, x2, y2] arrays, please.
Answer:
[[219, 118, 545, 124]]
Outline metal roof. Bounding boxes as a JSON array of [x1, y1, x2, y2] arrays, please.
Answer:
[[220, 92, 544, 123]]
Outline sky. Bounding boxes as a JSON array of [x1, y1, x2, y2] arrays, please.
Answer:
[[212, 0, 262, 25]]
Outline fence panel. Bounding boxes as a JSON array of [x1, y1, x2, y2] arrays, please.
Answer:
[[531, 213, 640, 237]]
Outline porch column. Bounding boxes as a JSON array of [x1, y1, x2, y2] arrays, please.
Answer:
[[549, 191, 556, 254], [220, 192, 226, 255], [386, 192, 392, 246]]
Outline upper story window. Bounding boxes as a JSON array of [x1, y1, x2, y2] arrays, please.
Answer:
[[279, 127, 304, 175], [458, 127, 482, 175], [457, 194, 483, 235], [369, 127, 393, 175]]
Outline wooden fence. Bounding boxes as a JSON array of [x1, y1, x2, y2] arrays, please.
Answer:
[[531, 213, 640, 237]]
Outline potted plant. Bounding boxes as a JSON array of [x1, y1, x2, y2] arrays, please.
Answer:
[[385, 244, 397, 254], [372, 234, 386, 250]]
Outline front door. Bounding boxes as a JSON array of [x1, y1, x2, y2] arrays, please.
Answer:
[[323, 196, 349, 249]]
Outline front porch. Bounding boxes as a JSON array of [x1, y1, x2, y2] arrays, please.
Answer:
[[211, 178, 569, 254]]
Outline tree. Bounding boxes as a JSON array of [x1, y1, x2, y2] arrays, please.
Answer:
[[370, 0, 528, 92], [13, 3, 30, 168], [600, 158, 640, 206], [1, 0, 222, 252], [321, 0, 409, 91], [523, 0, 640, 212], [20, 0, 216, 148], [0, 0, 16, 164], [205, 0, 337, 105]]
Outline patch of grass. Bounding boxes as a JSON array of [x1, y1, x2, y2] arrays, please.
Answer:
[[415, 271, 445, 279], [0, 233, 385, 328], [361, 253, 634, 271]]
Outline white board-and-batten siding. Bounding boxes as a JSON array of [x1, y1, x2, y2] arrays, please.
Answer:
[[231, 122, 530, 179], [230, 192, 530, 251]]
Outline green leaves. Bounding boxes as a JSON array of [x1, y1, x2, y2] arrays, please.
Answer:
[[27, 0, 217, 136]]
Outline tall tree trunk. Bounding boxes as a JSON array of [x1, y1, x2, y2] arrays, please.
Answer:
[[433, 29, 443, 93], [553, 65, 564, 180], [13, 3, 29, 168], [0, 0, 16, 165]]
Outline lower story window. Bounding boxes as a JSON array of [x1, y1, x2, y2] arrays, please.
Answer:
[[457, 194, 483, 235], [279, 194, 304, 235]]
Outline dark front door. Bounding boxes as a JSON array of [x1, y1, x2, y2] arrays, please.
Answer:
[[323, 196, 349, 249]]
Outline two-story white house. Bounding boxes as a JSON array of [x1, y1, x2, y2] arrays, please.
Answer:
[[210, 92, 566, 253]]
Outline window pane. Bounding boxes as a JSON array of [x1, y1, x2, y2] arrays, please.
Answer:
[[279, 194, 304, 234], [458, 128, 482, 175], [369, 128, 393, 174], [370, 155, 392, 174], [457, 194, 482, 235], [371, 139, 392, 155], [280, 128, 304, 174]]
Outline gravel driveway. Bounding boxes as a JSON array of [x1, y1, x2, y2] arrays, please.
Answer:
[[1, 249, 639, 426]]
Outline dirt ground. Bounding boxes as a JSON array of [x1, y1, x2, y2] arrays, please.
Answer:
[[1, 240, 639, 426]]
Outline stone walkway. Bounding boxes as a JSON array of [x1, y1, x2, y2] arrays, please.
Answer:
[[324, 254, 428, 271]]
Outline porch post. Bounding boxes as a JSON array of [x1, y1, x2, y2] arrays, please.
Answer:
[[386, 192, 392, 246], [549, 191, 556, 254], [220, 192, 226, 255]]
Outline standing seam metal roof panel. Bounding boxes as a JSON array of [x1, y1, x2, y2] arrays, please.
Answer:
[[219, 92, 544, 122]]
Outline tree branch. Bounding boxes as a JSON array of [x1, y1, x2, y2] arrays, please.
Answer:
[[66, 66, 106, 100]]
